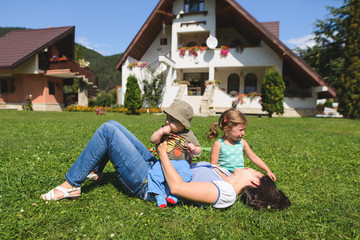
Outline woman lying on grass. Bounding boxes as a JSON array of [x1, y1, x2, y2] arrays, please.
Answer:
[[41, 120, 290, 210]]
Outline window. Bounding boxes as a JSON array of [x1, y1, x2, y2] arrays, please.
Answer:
[[184, 0, 204, 13], [160, 38, 167, 46], [186, 41, 197, 47], [0, 77, 15, 94], [48, 81, 55, 95], [227, 73, 240, 94], [244, 73, 257, 93]]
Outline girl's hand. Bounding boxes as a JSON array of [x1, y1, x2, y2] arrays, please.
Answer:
[[267, 171, 276, 181]]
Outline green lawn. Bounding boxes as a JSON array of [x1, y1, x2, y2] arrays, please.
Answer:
[[0, 110, 359, 239]]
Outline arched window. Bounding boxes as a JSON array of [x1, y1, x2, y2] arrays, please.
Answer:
[[244, 73, 257, 94], [227, 73, 240, 94]]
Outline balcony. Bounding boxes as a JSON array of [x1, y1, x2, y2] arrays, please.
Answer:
[[46, 59, 97, 85], [172, 45, 279, 69]]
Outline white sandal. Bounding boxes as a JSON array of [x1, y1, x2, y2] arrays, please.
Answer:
[[86, 172, 103, 181], [41, 186, 81, 200]]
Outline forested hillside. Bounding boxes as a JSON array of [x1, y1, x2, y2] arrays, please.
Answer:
[[0, 27, 122, 91], [80, 45, 122, 91]]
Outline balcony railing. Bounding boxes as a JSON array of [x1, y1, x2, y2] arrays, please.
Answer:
[[48, 59, 97, 84]]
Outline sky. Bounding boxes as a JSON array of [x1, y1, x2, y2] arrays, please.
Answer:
[[1, 0, 343, 56]]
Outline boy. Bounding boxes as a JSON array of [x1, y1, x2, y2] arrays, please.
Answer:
[[148, 101, 201, 208]]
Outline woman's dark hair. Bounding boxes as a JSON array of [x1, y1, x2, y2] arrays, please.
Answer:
[[241, 175, 291, 210]]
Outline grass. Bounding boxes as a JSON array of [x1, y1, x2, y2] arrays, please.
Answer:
[[0, 110, 359, 239]]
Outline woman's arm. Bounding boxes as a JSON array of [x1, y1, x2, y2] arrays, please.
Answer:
[[242, 139, 276, 181], [210, 140, 221, 167], [157, 141, 219, 204]]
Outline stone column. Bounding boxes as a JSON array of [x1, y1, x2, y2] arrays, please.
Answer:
[[78, 78, 88, 107]]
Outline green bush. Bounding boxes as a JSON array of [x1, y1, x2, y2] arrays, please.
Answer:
[[261, 68, 285, 117], [94, 89, 117, 107], [124, 75, 142, 114], [323, 99, 333, 108], [142, 78, 165, 108]]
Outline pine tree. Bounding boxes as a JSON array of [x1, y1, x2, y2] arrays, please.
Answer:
[[124, 75, 142, 114], [260, 68, 285, 117], [295, 3, 349, 90], [338, 0, 360, 118]]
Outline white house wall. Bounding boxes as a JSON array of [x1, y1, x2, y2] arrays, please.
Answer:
[[119, 0, 320, 116], [141, 25, 172, 66]]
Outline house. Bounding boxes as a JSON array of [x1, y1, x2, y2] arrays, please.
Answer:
[[116, 0, 336, 117], [0, 26, 97, 111]]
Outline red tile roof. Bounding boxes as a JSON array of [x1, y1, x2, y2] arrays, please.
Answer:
[[260, 21, 279, 38], [0, 26, 74, 70]]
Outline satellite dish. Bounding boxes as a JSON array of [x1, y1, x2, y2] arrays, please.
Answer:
[[206, 36, 218, 49]]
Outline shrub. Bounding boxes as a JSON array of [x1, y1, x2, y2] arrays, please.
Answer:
[[142, 78, 164, 108], [94, 89, 117, 107], [260, 68, 285, 117], [124, 75, 142, 114]]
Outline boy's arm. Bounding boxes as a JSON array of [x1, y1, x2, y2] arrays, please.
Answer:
[[210, 140, 221, 167], [151, 126, 171, 145], [242, 139, 277, 181], [187, 143, 202, 155]]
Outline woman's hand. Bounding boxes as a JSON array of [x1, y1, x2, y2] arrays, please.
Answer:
[[157, 137, 168, 157]]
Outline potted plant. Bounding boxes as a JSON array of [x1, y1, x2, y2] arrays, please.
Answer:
[[180, 80, 190, 86], [173, 79, 181, 85], [220, 46, 230, 57], [50, 55, 58, 62], [247, 92, 260, 100], [205, 79, 214, 86], [59, 55, 68, 61]]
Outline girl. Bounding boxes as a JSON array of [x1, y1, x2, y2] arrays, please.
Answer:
[[207, 109, 276, 181], [40, 120, 290, 210]]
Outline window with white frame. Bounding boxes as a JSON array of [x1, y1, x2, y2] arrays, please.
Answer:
[[244, 73, 257, 94], [184, 0, 204, 13]]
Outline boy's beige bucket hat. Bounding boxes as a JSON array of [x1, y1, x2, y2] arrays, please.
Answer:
[[163, 101, 194, 128]]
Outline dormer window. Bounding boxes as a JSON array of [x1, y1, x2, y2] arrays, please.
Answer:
[[184, 0, 204, 13]]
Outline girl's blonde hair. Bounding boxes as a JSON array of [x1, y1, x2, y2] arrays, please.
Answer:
[[207, 109, 248, 140]]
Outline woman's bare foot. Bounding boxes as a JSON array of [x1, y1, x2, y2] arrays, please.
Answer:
[[41, 181, 81, 200]]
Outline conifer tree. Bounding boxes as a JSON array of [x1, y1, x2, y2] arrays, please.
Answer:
[[260, 68, 285, 117], [338, 0, 360, 118], [124, 75, 142, 114]]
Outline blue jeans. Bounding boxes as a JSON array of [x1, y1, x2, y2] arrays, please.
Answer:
[[65, 120, 156, 199]]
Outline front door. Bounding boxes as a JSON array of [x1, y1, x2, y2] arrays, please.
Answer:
[[183, 72, 209, 95]]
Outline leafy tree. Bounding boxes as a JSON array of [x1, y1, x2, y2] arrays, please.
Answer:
[[338, 0, 360, 118], [295, 3, 349, 89], [124, 75, 142, 114], [261, 68, 285, 117], [142, 78, 165, 108]]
